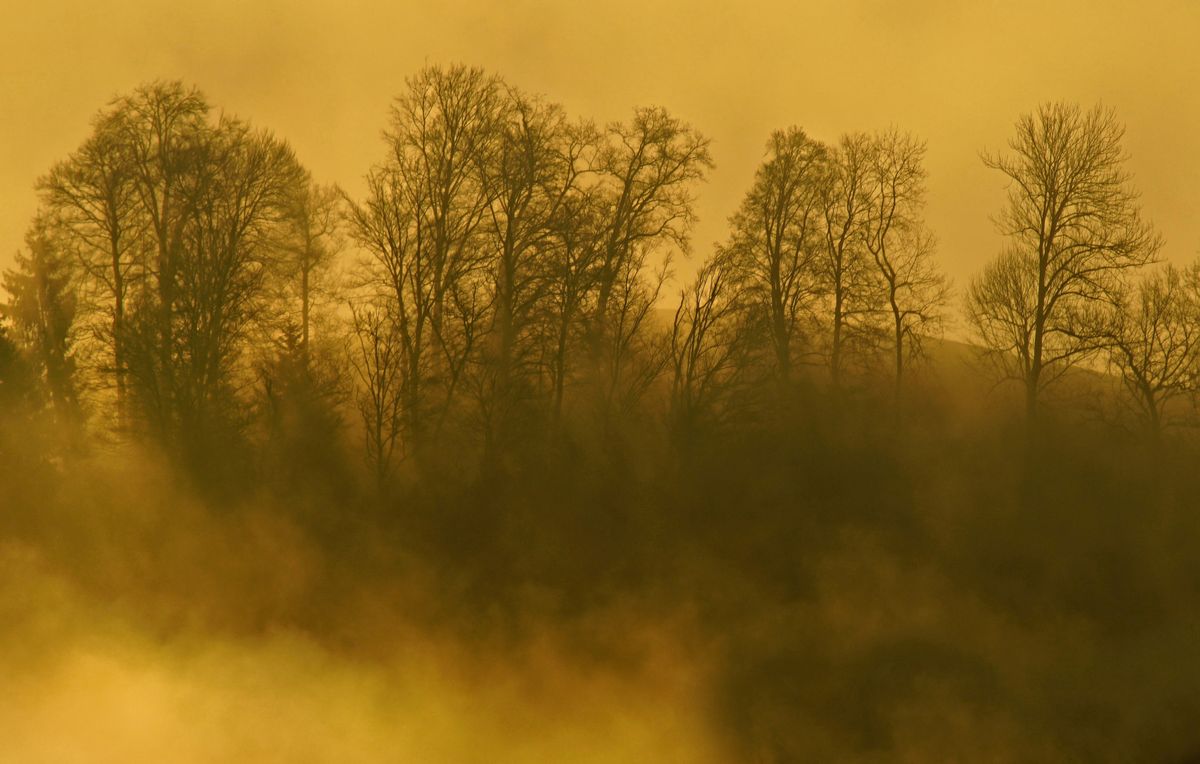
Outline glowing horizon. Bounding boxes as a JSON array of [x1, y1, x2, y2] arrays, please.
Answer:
[[3, 0, 1198, 294]]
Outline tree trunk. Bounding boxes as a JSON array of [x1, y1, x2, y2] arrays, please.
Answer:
[[1025, 370, 1039, 424], [831, 289, 843, 390], [893, 308, 904, 405]]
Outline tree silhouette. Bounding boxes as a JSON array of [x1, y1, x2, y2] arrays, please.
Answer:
[[668, 247, 758, 438], [1105, 263, 1200, 438], [818, 132, 875, 390], [588, 107, 711, 416], [346, 65, 502, 455], [474, 88, 584, 455], [38, 111, 139, 427], [721, 127, 827, 390], [968, 102, 1160, 423], [349, 301, 403, 485], [861, 130, 948, 402], [280, 178, 342, 363]]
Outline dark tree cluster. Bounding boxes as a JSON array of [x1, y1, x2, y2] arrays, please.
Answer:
[[5, 72, 1192, 478], [7, 68, 1200, 763], [342, 67, 713, 480], [670, 127, 948, 439]]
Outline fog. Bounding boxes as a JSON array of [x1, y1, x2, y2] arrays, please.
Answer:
[[0, 448, 720, 763], [4, 4, 1200, 762], [5, 388, 1200, 760]]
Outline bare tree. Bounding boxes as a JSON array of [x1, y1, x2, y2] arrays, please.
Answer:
[[392, 64, 502, 440], [818, 132, 876, 389], [540, 180, 603, 424], [589, 107, 712, 405], [38, 111, 140, 426], [600, 243, 672, 417], [345, 65, 503, 453], [281, 178, 342, 360], [349, 302, 404, 485], [344, 165, 426, 447], [111, 81, 213, 441], [1106, 263, 1200, 437], [722, 127, 827, 388], [862, 130, 948, 401], [169, 119, 304, 444], [968, 102, 1160, 422], [27, 80, 309, 467], [474, 88, 585, 448], [668, 248, 757, 436]]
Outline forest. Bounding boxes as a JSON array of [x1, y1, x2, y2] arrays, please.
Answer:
[[3, 65, 1200, 762]]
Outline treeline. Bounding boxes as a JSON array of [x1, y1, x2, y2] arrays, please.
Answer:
[[0, 66, 1194, 484], [10, 66, 1200, 762]]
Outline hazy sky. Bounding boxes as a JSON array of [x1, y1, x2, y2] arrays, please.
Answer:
[[2, 0, 1199, 292]]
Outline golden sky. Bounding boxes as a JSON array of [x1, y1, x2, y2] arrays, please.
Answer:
[[2, 0, 1199, 291]]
